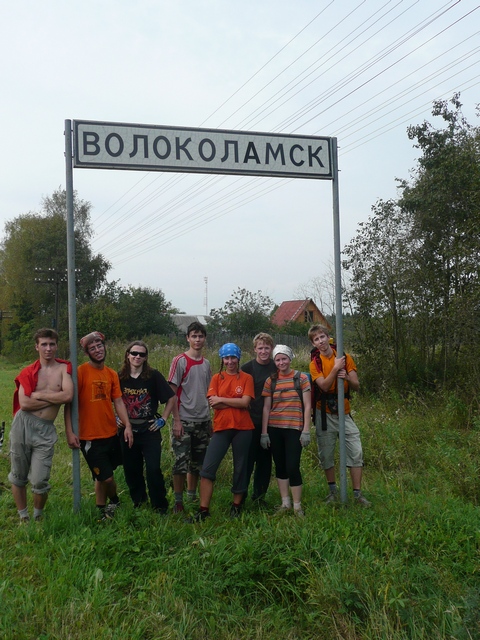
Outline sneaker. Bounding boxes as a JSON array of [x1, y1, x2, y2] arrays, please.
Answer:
[[229, 503, 242, 519], [354, 492, 372, 508], [105, 502, 120, 517], [19, 516, 30, 524], [252, 497, 268, 509], [34, 515, 44, 523], [185, 510, 210, 523], [154, 507, 168, 516], [274, 504, 292, 513], [98, 511, 113, 522], [294, 508, 305, 518], [324, 491, 339, 504], [173, 502, 184, 514]]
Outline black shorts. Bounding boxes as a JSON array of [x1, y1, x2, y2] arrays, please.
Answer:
[[80, 435, 122, 482]]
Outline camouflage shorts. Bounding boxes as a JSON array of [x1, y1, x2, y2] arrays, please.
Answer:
[[171, 420, 212, 476]]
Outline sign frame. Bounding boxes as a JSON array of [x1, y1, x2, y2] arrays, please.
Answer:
[[65, 119, 348, 510]]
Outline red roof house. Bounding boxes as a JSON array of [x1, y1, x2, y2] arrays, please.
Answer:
[[271, 299, 330, 328]]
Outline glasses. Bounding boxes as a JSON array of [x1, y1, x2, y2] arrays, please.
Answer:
[[129, 351, 147, 358], [88, 343, 104, 352]]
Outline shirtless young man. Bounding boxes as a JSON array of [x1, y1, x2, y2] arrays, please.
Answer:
[[9, 328, 74, 522]]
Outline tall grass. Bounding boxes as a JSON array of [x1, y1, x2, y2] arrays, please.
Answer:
[[0, 349, 479, 639]]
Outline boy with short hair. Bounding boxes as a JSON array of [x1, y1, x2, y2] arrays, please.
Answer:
[[241, 332, 276, 505], [308, 324, 371, 507], [168, 321, 212, 513], [9, 328, 73, 522]]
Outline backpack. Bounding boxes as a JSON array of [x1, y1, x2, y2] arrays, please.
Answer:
[[270, 370, 305, 416], [310, 346, 350, 431]]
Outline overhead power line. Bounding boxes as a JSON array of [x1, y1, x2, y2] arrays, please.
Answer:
[[91, 0, 480, 264]]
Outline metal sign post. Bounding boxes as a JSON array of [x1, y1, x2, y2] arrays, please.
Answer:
[[65, 119, 347, 507], [331, 138, 347, 504], [65, 119, 81, 512]]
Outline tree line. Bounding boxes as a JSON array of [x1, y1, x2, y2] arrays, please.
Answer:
[[0, 189, 177, 357]]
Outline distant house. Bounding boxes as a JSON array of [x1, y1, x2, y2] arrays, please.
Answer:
[[271, 299, 330, 329], [171, 314, 212, 335]]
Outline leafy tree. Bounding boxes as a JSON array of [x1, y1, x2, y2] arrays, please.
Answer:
[[209, 288, 275, 336], [77, 283, 177, 341], [118, 286, 177, 339], [343, 95, 480, 397], [0, 189, 110, 343], [399, 94, 480, 385], [342, 199, 415, 385]]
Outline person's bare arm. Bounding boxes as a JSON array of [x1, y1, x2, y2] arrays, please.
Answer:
[[113, 397, 133, 447], [18, 385, 51, 411], [64, 403, 80, 449], [262, 395, 272, 435], [168, 383, 184, 439], [163, 394, 182, 426], [31, 367, 74, 405], [302, 388, 312, 433], [315, 356, 346, 392], [344, 369, 360, 393], [208, 395, 251, 410]]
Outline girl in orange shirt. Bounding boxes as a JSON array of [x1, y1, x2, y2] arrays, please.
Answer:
[[190, 343, 254, 521]]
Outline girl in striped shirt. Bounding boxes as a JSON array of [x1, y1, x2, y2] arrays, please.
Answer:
[[261, 345, 311, 517]]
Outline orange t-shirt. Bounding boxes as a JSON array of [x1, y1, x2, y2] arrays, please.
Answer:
[[309, 349, 357, 414], [77, 362, 122, 440], [207, 370, 254, 432]]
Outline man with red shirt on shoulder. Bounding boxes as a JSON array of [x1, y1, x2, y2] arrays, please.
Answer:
[[9, 328, 73, 523]]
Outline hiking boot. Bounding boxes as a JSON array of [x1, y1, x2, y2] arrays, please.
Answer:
[[294, 507, 305, 518], [354, 492, 372, 508], [173, 502, 184, 514], [229, 503, 242, 519], [324, 491, 339, 504], [185, 510, 210, 524]]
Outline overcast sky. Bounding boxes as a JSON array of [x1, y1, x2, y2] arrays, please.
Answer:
[[1, 0, 479, 315]]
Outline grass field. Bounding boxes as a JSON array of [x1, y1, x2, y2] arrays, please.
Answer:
[[0, 351, 479, 639]]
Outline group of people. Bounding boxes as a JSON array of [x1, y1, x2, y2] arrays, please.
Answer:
[[8, 321, 371, 524]]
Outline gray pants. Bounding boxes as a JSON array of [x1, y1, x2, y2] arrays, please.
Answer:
[[200, 429, 252, 494], [9, 410, 58, 494]]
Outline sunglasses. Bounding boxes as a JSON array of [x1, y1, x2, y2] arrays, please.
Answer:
[[129, 351, 147, 358]]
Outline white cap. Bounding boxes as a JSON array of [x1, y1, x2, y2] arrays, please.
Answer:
[[272, 344, 294, 361]]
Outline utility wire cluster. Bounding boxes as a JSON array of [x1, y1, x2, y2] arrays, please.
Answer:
[[92, 0, 480, 265]]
